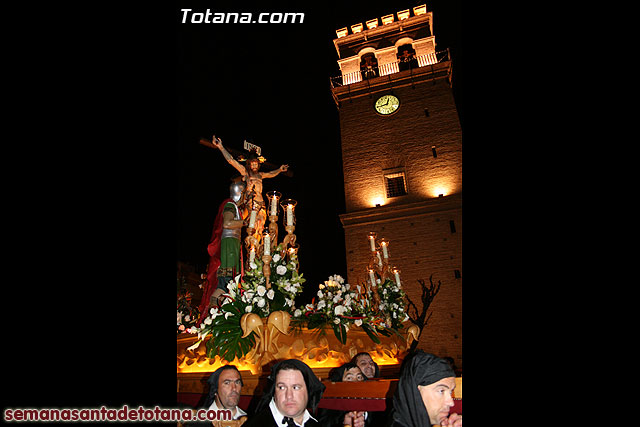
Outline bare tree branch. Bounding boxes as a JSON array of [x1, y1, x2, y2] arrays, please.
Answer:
[[404, 274, 442, 352]]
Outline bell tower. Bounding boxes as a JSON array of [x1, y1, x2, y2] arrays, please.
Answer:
[[331, 4, 462, 367]]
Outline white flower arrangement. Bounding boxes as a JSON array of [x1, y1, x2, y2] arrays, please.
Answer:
[[297, 274, 371, 343], [375, 276, 410, 329], [235, 244, 305, 317], [193, 243, 306, 359], [297, 273, 410, 344]]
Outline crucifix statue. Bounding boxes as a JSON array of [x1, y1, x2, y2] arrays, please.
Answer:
[[198, 135, 292, 291], [212, 136, 288, 204], [209, 135, 289, 237]]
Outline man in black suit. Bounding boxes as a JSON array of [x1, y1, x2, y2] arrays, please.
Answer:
[[243, 359, 325, 427]]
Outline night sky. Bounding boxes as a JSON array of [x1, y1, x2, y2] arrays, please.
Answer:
[[177, 0, 462, 305]]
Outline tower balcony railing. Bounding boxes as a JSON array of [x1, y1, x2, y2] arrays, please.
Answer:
[[330, 49, 450, 88]]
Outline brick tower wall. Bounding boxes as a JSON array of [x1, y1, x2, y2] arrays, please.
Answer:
[[338, 78, 462, 369], [339, 79, 461, 212]]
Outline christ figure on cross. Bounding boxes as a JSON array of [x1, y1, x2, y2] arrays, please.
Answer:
[[211, 135, 289, 238]]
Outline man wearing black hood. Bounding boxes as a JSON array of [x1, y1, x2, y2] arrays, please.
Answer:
[[244, 359, 325, 427], [184, 365, 247, 426], [390, 351, 461, 427]]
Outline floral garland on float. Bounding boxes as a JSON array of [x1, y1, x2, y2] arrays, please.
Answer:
[[292, 273, 409, 345], [185, 194, 418, 362], [293, 231, 412, 346]]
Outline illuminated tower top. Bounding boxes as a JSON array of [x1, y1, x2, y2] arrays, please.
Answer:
[[330, 3, 460, 212], [332, 4, 445, 87]]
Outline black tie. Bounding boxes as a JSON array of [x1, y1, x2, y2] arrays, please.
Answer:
[[282, 416, 297, 427]]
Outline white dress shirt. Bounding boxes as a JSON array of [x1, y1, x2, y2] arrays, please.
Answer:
[[208, 398, 247, 420], [268, 398, 317, 426]]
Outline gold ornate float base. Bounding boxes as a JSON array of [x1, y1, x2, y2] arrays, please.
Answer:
[[177, 325, 412, 378]]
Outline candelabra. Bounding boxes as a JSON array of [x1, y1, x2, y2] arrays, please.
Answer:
[[242, 191, 298, 289], [365, 234, 403, 327], [364, 233, 402, 309]]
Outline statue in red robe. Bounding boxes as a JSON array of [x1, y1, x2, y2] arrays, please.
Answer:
[[198, 180, 246, 324]]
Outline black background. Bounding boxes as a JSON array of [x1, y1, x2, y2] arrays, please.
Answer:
[[2, 0, 546, 420]]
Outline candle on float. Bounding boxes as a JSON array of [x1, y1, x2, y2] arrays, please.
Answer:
[[286, 204, 294, 226], [393, 269, 401, 285], [381, 241, 389, 258], [249, 247, 256, 264], [369, 235, 376, 251], [368, 269, 376, 287], [263, 234, 271, 255], [248, 210, 257, 228], [270, 196, 278, 216]]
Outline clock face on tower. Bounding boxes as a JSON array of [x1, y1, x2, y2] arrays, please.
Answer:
[[374, 94, 400, 115]]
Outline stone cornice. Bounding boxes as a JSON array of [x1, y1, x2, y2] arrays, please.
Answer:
[[339, 193, 462, 228]]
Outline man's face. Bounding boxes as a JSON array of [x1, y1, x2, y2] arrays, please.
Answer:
[[249, 160, 259, 172], [342, 367, 365, 382], [417, 377, 456, 425], [355, 354, 376, 379], [274, 369, 308, 420], [216, 369, 242, 409]]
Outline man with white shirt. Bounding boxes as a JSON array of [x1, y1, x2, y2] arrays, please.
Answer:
[[186, 365, 247, 426], [243, 359, 325, 427], [207, 366, 247, 421]]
